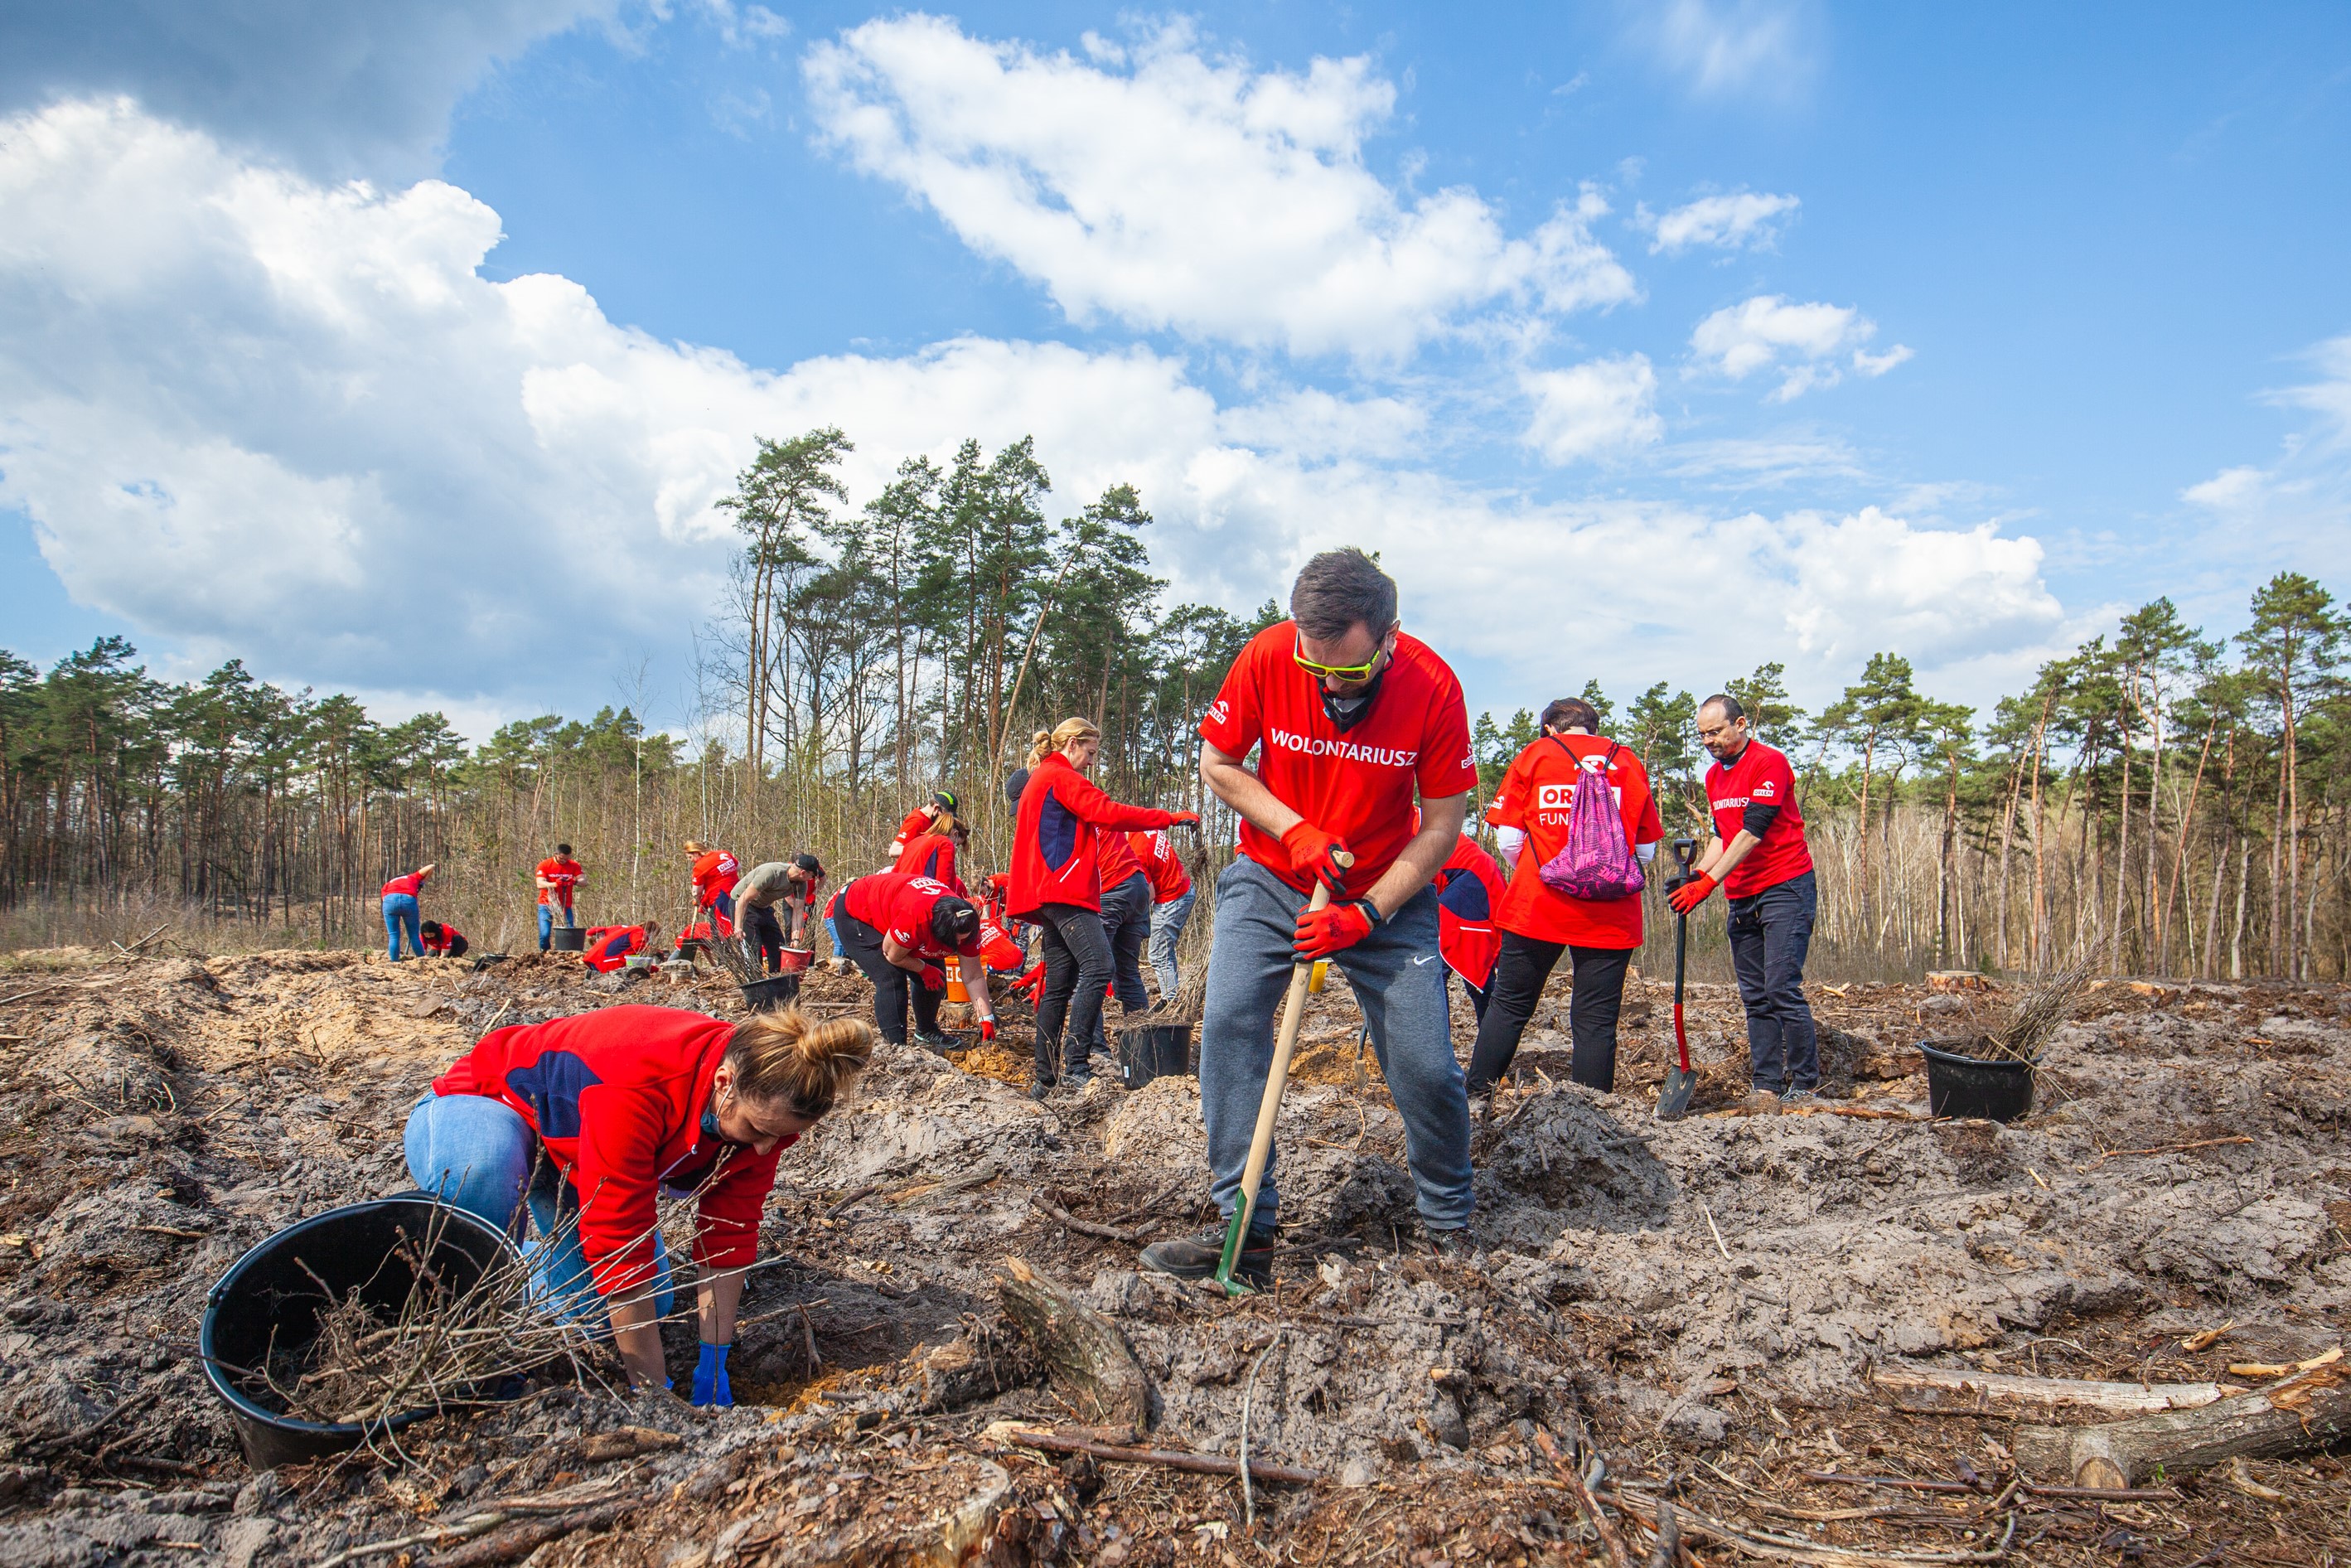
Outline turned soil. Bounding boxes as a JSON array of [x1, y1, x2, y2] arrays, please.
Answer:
[[1, 944, 2346, 1566]]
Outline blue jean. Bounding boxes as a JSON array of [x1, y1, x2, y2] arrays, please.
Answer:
[[1147, 888, 1197, 999], [537, 903, 578, 951], [1088, 874, 1154, 1054], [1728, 869, 1820, 1094], [403, 1094, 674, 1324], [1198, 857, 1472, 1229], [384, 894, 421, 961]]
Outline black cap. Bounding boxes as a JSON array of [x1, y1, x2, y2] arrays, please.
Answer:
[[930, 897, 980, 948], [932, 789, 959, 813], [1004, 767, 1029, 806], [793, 852, 824, 878]]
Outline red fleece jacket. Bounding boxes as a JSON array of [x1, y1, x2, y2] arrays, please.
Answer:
[[431, 1006, 790, 1295], [1009, 751, 1173, 917]]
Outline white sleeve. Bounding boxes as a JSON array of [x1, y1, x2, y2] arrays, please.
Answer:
[[1496, 825, 1526, 872], [1636, 840, 1657, 864]]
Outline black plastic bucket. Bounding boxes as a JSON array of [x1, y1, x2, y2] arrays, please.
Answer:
[[1117, 1022, 1194, 1090], [201, 1195, 519, 1469], [740, 974, 801, 1013], [548, 924, 587, 953], [1921, 1040, 2037, 1123]]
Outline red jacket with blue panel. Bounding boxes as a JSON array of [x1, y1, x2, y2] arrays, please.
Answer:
[[892, 830, 968, 897], [1434, 833, 1507, 990], [430, 1006, 790, 1295], [1009, 751, 1176, 917]]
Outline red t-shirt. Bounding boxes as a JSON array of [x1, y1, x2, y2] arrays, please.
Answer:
[[1096, 826, 1144, 892], [1489, 735, 1665, 949], [421, 923, 464, 954], [843, 872, 982, 961], [1704, 739, 1812, 897], [1198, 623, 1478, 899], [690, 849, 739, 901], [1129, 830, 1193, 903], [536, 857, 583, 907], [893, 833, 968, 897], [381, 873, 426, 898]]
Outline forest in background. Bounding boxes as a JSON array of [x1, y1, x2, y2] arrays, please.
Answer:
[[2, 426, 2344, 983]]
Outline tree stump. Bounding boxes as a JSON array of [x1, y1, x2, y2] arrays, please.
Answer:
[[2014, 1359, 2350, 1487], [993, 1256, 1150, 1440], [1926, 971, 1994, 993]]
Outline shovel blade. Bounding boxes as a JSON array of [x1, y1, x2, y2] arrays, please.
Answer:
[[1210, 1204, 1259, 1297], [1655, 1066, 1697, 1122]]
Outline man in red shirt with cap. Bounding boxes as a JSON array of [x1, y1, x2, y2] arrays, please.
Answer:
[[1140, 549, 1480, 1286], [1671, 693, 1821, 1106]]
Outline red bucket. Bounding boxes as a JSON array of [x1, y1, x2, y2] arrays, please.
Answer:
[[776, 948, 815, 975]]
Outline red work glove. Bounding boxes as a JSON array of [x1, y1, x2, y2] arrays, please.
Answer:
[[1280, 822, 1352, 892], [980, 1018, 997, 1043], [1294, 900, 1376, 962], [917, 964, 946, 991], [1668, 872, 1719, 916]]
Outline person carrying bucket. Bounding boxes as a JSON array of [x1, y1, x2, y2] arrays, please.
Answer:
[[1139, 549, 1479, 1288], [1672, 693, 1820, 1108], [1463, 697, 1663, 1101], [736, 854, 825, 974], [406, 1004, 872, 1403], [684, 840, 741, 936], [1010, 719, 1197, 1099], [825, 870, 999, 1053], [380, 864, 435, 961], [535, 844, 585, 951]]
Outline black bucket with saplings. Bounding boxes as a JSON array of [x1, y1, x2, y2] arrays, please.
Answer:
[[1918, 956, 2093, 1125], [548, 924, 588, 953], [201, 1195, 522, 1469]]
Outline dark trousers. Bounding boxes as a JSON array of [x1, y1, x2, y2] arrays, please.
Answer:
[[1457, 974, 1489, 1023], [1089, 874, 1154, 1053], [1464, 933, 1633, 1094], [1729, 870, 1819, 1093], [1033, 903, 1114, 1080], [836, 911, 940, 1047], [743, 902, 786, 974]]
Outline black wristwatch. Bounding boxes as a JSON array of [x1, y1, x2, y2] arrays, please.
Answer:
[[1350, 898, 1383, 927]]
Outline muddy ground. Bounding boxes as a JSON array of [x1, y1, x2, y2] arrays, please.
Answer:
[[0, 941, 2346, 1566]]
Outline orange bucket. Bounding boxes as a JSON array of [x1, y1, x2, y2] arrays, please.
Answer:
[[946, 974, 970, 1004]]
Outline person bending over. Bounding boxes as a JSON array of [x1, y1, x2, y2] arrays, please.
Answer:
[[1010, 719, 1196, 1099], [583, 919, 660, 973], [736, 854, 825, 974], [826, 870, 999, 1053], [1140, 549, 1479, 1288], [1085, 821, 1155, 1062], [1433, 828, 1506, 1024], [1465, 697, 1662, 1099], [684, 840, 741, 936], [418, 919, 470, 959], [1671, 694, 1820, 1107], [406, 1004, 871, 1402], [381, 864, 435, 962]]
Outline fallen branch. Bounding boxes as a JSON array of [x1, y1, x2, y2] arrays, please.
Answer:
[[1531, 1427, 1631, 1568], [984, 1425, 1318, 1485], [1032, 1193, 1144, 1245], [2094, 1136, 2253, 1162], [2015, 1354, 2350, 1487], [1662, 1498, 2014, 1565], [1798, 1470, 2182, 1502], [993, 1256, 1149, 1435], [1870, 1363, 2239, 1416], [425, 1498, 639, 1568], [821, 1185, 881, 1222]]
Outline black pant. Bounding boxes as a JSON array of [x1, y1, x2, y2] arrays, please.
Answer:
[[1089, 874, 1154, 1053], [1456, 972, 1488, 1023], [441, 934, 470, 959], [836, 911, 940, 1047], [1033, 902, 1114, 1079], [1729, 870, 1819, 1093], [743, 901, 786, 974], [1464, 934, 1633, 1094]]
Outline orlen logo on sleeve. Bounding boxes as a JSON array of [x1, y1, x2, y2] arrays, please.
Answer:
[[1207, 699, 1230, 726], [1754, 779, 1778, 798]]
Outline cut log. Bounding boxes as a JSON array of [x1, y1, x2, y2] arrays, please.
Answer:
[[993, 1256, 1150, 1439], [1927, 971, 1995, 993], [1872, 1363, 2241, 1417], [2015, 1359, 2351, 1488]]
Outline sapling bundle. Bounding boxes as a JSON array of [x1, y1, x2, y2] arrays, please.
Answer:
[[1167, 829, 1219, 1022], [1981, 952, 2097, 1062]]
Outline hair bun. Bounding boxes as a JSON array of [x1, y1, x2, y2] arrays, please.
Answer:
[[801, 1014, 874, 1070]]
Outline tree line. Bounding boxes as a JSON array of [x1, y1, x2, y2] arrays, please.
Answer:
[[1, 426, 2342, 980]]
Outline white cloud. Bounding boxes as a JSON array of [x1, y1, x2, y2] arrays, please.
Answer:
[[1627, 0, 1821, 101], [1520, 356, 1663, 464], [0, 0, 610, 180], [801, 16, 1637, 360], [0, 96, 2058, 726], [2175, 336, 2351, 567], [1639, 191, 1799, 254], [1689, 294, 1908, 401]]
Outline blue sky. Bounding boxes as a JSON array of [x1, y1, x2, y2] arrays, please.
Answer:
[[3, 2, 2347, 738]]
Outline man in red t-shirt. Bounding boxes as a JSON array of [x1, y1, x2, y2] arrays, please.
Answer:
[[1671, 693, 1820, 1103], [535, 844, 585, 951], [826, 871, 998, 1051], [1130, 827, 1197, 1000], [1466, 698, 1665, 1096], [1139, 550, 1480, 1287]]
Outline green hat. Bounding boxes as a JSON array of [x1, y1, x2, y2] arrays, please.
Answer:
[[932, 789, 959, 813]]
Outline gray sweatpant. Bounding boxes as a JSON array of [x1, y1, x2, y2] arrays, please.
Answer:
[[1198, 856, 1473, 1230]]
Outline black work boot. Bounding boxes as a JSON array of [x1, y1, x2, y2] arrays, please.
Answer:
[[1140, 1222, 1276, 1289], [1030, 1033, 1060, 1101], [912, 1029, 955, 1056]]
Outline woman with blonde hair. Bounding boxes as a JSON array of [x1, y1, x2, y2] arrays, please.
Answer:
[[1009, 718, 1198, 1096], [406, 1004, 872, 1406]]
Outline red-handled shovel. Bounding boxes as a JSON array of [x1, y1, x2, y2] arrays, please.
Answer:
[[1656, 837, 1700, 1122]]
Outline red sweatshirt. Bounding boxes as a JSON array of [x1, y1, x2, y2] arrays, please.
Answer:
[[1128, 830, 1192, 904], [893, 831, 967, 897], [1009, 752, 1175, 917], [431, 1007, 791, 1295], [582, 925, 653, 973]]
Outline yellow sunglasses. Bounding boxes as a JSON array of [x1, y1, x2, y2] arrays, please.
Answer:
[[1292, 633, 1389, 682]]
